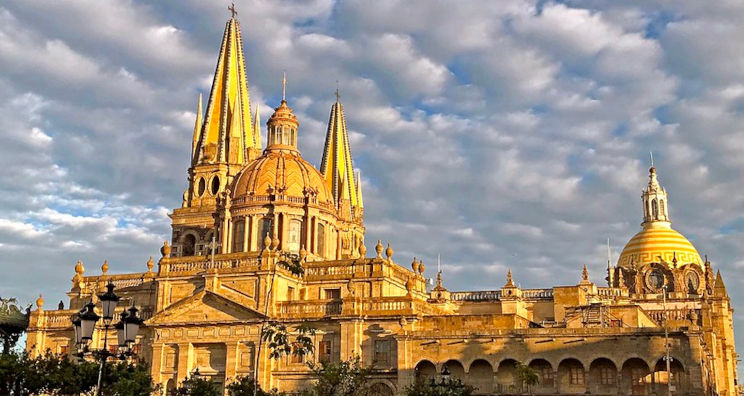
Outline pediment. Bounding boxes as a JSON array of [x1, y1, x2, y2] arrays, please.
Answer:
[[148, 290, 265, 326]]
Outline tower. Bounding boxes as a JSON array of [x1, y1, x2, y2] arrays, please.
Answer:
[[170, 12, 259, 257], [641, 161, 670, 227]]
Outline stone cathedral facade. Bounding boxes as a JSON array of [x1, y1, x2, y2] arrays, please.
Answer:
[[26, 13, 738, 396]]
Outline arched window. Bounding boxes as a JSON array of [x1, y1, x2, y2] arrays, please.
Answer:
[[659, 199, 665, 217], [197, 177, 206, 196], [287, 219, 302, 252], [652, 199, 659, 219], [257, 218, 273, 250], [181, 234, 196, 257], [210, 176, 220, 195], [316, 223, 326, 256], [233, 219, 245, 253]]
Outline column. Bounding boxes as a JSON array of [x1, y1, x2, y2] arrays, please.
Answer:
[[176, 342, 191, 382], [249, 216, 258, 252], [150, 343, 164, 385], [224, 341, 239, 385], [242, 218, 250, 252]]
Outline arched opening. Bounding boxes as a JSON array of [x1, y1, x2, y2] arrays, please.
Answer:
[[589, 358, 617, 394], [232, 219, 245, 253], [467, 359, 493, 395], [659, 199, 665, 217], [414, 360, 437, 383], [653, 357, 686, 394], [369, 382, 394, 396], [528, 358, 554, 393], [557, 358, 585, 394], [444, 359, 465, 382], [316, 223, 326, 256], [495, 359, 519, 393], [257, 218, 272, 250], [165, 378, 175, 395], [621, 358, 650, 395], [197, 177, 206, 196], [287, 219, 302, 252], [652, 199, 659, 219], [181, 234, 197, 257], [210, 176, 220, 195]]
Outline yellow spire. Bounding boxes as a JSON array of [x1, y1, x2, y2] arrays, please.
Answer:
[[320, 94, 361, 215], [191, 93, 203, 164], [195, 14, 255, 165], [253, 105, 261, 149], [355, 169, 364, 208]]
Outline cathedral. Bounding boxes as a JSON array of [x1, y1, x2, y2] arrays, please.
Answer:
[[25, 12, 738, 396]]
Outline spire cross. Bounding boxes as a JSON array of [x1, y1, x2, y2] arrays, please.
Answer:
[[335, 80, 340, 102], [650, 152, 654, 167], [282, 72, 287, 101], [228, 3, 237, 18]]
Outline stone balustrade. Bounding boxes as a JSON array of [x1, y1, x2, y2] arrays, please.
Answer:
[[450, 289, 554, 302], [160, 253, 260, 275]]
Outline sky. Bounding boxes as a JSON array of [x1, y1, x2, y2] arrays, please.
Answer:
[[0, 0, 741, 362]]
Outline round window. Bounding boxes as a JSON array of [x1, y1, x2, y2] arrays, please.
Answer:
[[646, 269, 665, 292], [197, 177, 206, 196], [685, 271, 700, 293], [211, 176, 220, 195]]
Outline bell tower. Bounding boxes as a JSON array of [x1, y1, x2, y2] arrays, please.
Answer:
[[641, 156, 670, 229], [170, 9, 260, 257]]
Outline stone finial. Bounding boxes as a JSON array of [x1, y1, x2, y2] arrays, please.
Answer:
[[271, 234, 279, 250], [418, 260, 425, 275], [264, 233, 272, 250], [75, 260, 85, 276], [672, 251, 678, 267], [385, 243, 393, 261], [36, 294, 44, 310], [160, 241, 171, 258], [299, 245, 307, 262], [405, 276, 413, 294], [411, 257, 419, 273], [358, 243, 366, 257], [375, 240, 383, 258], [505, 268, 515, 287], [582, 265, 589, 281], [146, 256, 154, 273], [101, 260, 109, 275]]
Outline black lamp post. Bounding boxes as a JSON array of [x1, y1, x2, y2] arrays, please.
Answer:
[[71, 282, 143, 396]]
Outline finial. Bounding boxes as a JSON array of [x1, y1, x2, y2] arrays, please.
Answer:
[[582, 265, 589, 281], [650, 152, 654, 167], [335, 80, 340, 102], [264, 233, 272, 250], [358, 242, 366, 257], [160, 241, 171, 258], [282, 72, 287, 101], [271, 233, 279, 250], [101, 260, 109, 275], [299, 245, 307, 262], [228, 2, 237, 19], [505, 268, 515, 287], [606, 238, 612, 268], [75, 260, 84, 276], [672, 251, 678, 267], [146, 256, 154, 272], [385, 243, 393, 261], [36, 294, 44, 310], [375, 240, 383, 258], [705, 254, 710, 265], [411, 257, 419, 273], [418, 260, 425, 274]]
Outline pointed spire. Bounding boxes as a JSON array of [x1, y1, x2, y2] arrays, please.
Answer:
[[191, 93, 203, 164], [320, 93, 361, 217], [582, 265, 589, 281], [355, 170, 364, 208], [253, 105, 261, 149], [505, 268, 515, 287], [713, 270, 727, 297], [195, 15, 255, 165]]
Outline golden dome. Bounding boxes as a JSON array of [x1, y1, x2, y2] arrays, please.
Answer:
[[617, 223, 703, 269], [231, 150, 333, 207]]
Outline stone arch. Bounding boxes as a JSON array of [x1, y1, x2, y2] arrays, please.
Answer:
[[528, 358, 554, 393], [414, 360, 437, 382], [467, 359, 493, 395], [557, 358, 586, 394], [621, 357, 650, 395], [588, 357, 618, 394], [443, 359, 466, 382], [369, 380, 395, 396], [180, 233, 198, 257], [652, 357, 687, 393], [495, 358, 519, 394]]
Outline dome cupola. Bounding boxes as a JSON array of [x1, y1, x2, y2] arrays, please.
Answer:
[[265, 74, 299, 152]]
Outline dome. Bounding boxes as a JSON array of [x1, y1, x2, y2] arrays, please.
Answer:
[[231, 150, 333, 207], [617, 223, 703, 269]]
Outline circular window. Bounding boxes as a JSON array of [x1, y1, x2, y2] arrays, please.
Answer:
[[211, 176, 220, 195], [685, 271, 700, 293], [646, 269, 665, 292], [197, 177, 206, 196]]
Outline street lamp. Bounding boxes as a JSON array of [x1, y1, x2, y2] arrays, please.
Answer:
[[71, 282, 143, 396]]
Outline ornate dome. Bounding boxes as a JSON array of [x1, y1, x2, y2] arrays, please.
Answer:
[[617, 223, 703, 269], [231, 150, 333, 206]]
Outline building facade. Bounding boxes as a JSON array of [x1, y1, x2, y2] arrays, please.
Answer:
[[26, 13, 738, 396]]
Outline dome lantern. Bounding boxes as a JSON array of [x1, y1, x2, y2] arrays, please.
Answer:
[[265, 73, 300, 152]]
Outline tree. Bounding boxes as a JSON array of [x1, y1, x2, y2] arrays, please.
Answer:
[[404, 377, 475, 396], [301, 357, 377, 396], [226, 375, 286, 396], [516, 363, 539, 394], [261, 321, 316, 361], [172, 376, 222, 396]]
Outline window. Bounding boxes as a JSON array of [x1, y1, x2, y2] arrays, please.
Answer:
[[660, 199, 665, 216], [58, 345, 68, 356], [324, 288, 341, 300], [211, 176, 220, 195], [197, 177, 206, 196], [258, 218, 273, 250], [287, 219, 302, 252], [600, 367, 615, 384], [316, 223, 326, 255], [570, 367, 584, 385], [287, 286, 295, 301], [374, 339, 391, 365], [539, 366, 553, 385], [319, 340, 332, 362], [631, 368, 647, 384], [652, 199, 658, 218], [233, 220, 245, 253], [182, 234, 196, 257]]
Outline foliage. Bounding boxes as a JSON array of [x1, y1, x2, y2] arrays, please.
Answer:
[[277, 258, 305, 277], [0, 349, 157, 396], [226, 375, 286, 396], [261, 321, 316, 361], [300, 357, 377, 396], [404, 376, 475, 396], [172, 375, 222, 396], [516, 362, 539, 393]]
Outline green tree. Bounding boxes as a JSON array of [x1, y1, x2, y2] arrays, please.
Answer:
[[404, 377, 475, 396], [226, 375, 286, 396], [516, 363, 539, 394], [172, 376, 222, 396], [300, 357, 377, 396], [261, 321, 316, 361]]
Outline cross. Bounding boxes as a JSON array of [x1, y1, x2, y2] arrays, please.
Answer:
[[207, 235, 219, 266], [282, 72, 287, 101], [228, 3, 237, 19], [335, 80, 340, 102]]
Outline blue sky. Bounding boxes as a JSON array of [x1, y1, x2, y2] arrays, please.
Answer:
[[0, 0, 741, 362]]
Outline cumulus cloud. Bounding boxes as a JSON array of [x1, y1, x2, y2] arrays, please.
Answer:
[[0, 0, 740, 358]]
